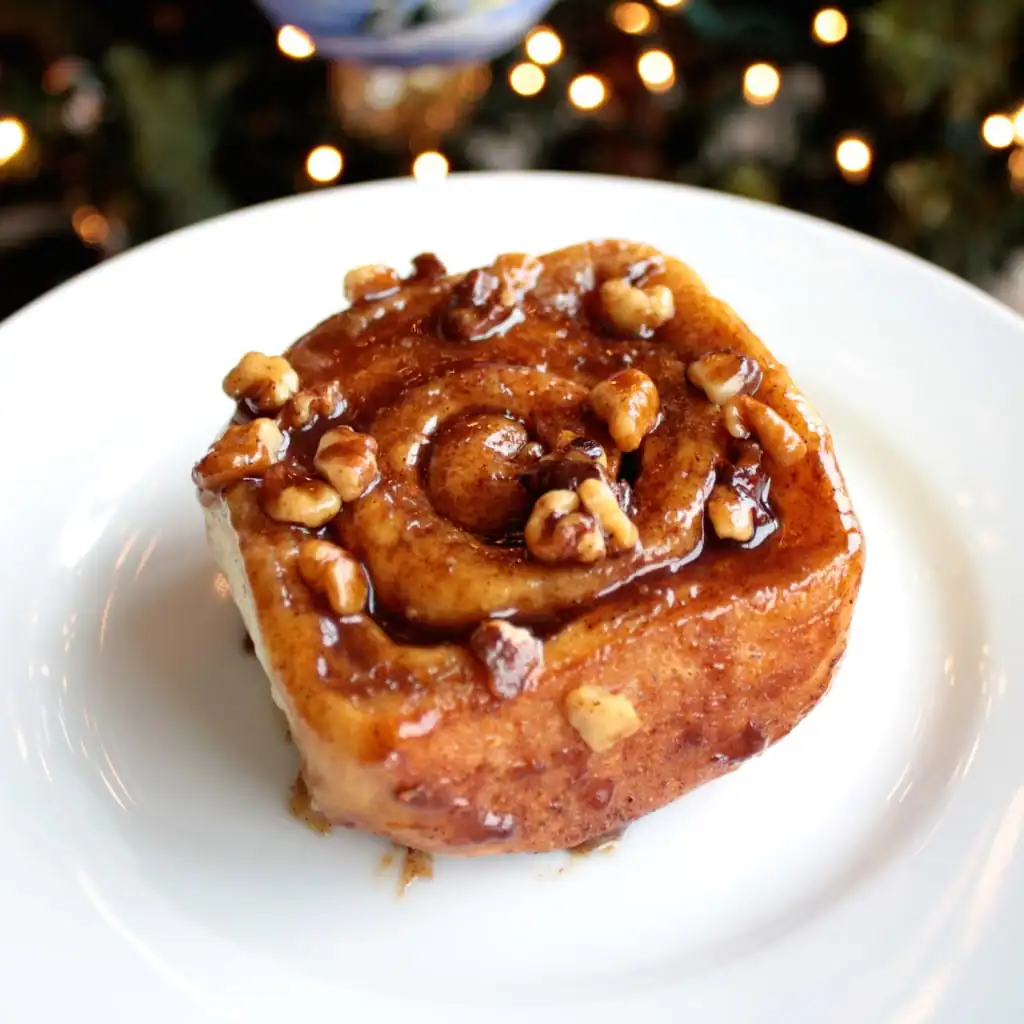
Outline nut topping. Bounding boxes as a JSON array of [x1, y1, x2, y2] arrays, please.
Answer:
[[192, 418, 283, 491], [706, 484, 756, 542], [314, 426, 379, 502], [344, 264, 400, 304], [470, 620, 544, 700], [223, 352, 299, 412], [524, 490, 606, 564], [264, 479, 341, 528], [491, 253, 542, 306], [588, 369, 660, 452], [282, 380, 346, 429], [408, 252, 448, 282], [297, 539, 367, 615], [565, 685, 641, 753], [522, 437, 609, 498], [724, 401, 749, 439], [441, 253, 541, 342], [600, 278, 675, 336], [724, 396, 807, 466], [687, 351, 762, 406], [577, 477, 639, 552]]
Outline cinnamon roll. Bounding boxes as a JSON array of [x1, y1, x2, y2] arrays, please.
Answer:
[[193, 240, 864, 855]]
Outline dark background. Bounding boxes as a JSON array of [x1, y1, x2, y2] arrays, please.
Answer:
[[1, 0, 1023, 321]]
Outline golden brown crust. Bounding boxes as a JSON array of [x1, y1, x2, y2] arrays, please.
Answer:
[[196, 240, 864, 855]]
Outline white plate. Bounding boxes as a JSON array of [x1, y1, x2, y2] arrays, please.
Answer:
[[2, 172, 1022, 1023]]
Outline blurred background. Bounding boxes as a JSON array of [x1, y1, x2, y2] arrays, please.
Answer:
[[0, 0, 1022, 321]]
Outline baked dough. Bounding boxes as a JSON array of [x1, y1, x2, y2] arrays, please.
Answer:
[[193, 241, 864, 855]]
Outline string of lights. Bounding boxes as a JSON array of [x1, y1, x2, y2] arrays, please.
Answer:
[[266, 5, 1024, 193], [0, 0, 1020, 313]]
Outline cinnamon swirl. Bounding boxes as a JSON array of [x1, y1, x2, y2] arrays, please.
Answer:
[[193, 240, 864, 855]]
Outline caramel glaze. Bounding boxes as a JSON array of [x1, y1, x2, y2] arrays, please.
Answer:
[[208, 240, 864, 855]]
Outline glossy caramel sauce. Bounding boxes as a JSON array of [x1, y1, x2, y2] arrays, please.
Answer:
[[212, 242, 861, 719], [239, 249, 791, 655]]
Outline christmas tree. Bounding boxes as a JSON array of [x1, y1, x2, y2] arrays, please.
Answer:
[[1, 0, 1022, 320]]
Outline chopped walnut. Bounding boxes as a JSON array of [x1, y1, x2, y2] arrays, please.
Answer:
[[491, 253, 542, 306], [263, 479, 341, 528], [523, 437, 609, 498], [192, 418, 283, 491], [724, 396, 807, 466], [706, 484, 756, 542], [577, 477, 639, 552], [565, 685, 641, 753], [563, 436, 608, 468], [687, 351, 762, 406], [524, 489, 606, 564], [314, 426, 379, 501], [600, 278, 675, 336], [222, 352, 299, 412], [723, 401, 749, 439], [588, 369, 660, 452], [442, 268, 505, 341], [297, 539, 367, 616], [282, 380, 346, 429], [470, 620, 544, 700], [441, 253, 541, 342], [408, 253, 448, 282], [344, 264, 400, 304]]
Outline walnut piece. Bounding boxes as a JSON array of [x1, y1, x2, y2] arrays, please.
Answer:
[[707, 484, 756, 542], [523, 437, 609, 498], [565, 685, 641, 753], [577, 477, 639, 552], [192, 418, 283, 491], [491, 253, 542, 306], [588, 369, 660, 452], [344, 264, 400, 304], [724, 396, 807, 466], [600, 278, 675, 336], [470, 619, 544, 700], [687, 351, 762, 406], [264, 479, 341, 528], [724, 401, 749, 439], [524, 489, 606, 564], [297, 539, 367, 615], [282, 380, 346, 429], [441, 253, 541, 342], [222, 352, 300, 412], [314, 426, 379, 501]]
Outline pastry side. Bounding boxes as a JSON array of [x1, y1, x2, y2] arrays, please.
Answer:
[[195, 240, 864, 855]]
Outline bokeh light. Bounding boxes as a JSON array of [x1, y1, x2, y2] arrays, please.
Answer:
[[305, 145, 343, 183], [637, 50, 675, 93], [982, 114, 1015, 149], [72, 205, 110, 245], [613, 2, 654, 34], [812, 9, 848, 45], [509, 62, 546, 97], [836, 136, 872, 179], [0, 117, 27, 164], [743, 63, 781, 105], [1008, 148, 1024, 191], [569, 74, 608, 111], [412, 151, 450, 181], [277, 25, 315, 60], [525, 28, 562, 65]]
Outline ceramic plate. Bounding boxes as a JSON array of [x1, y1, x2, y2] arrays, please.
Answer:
[[2, 173, 1022, 1022]]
